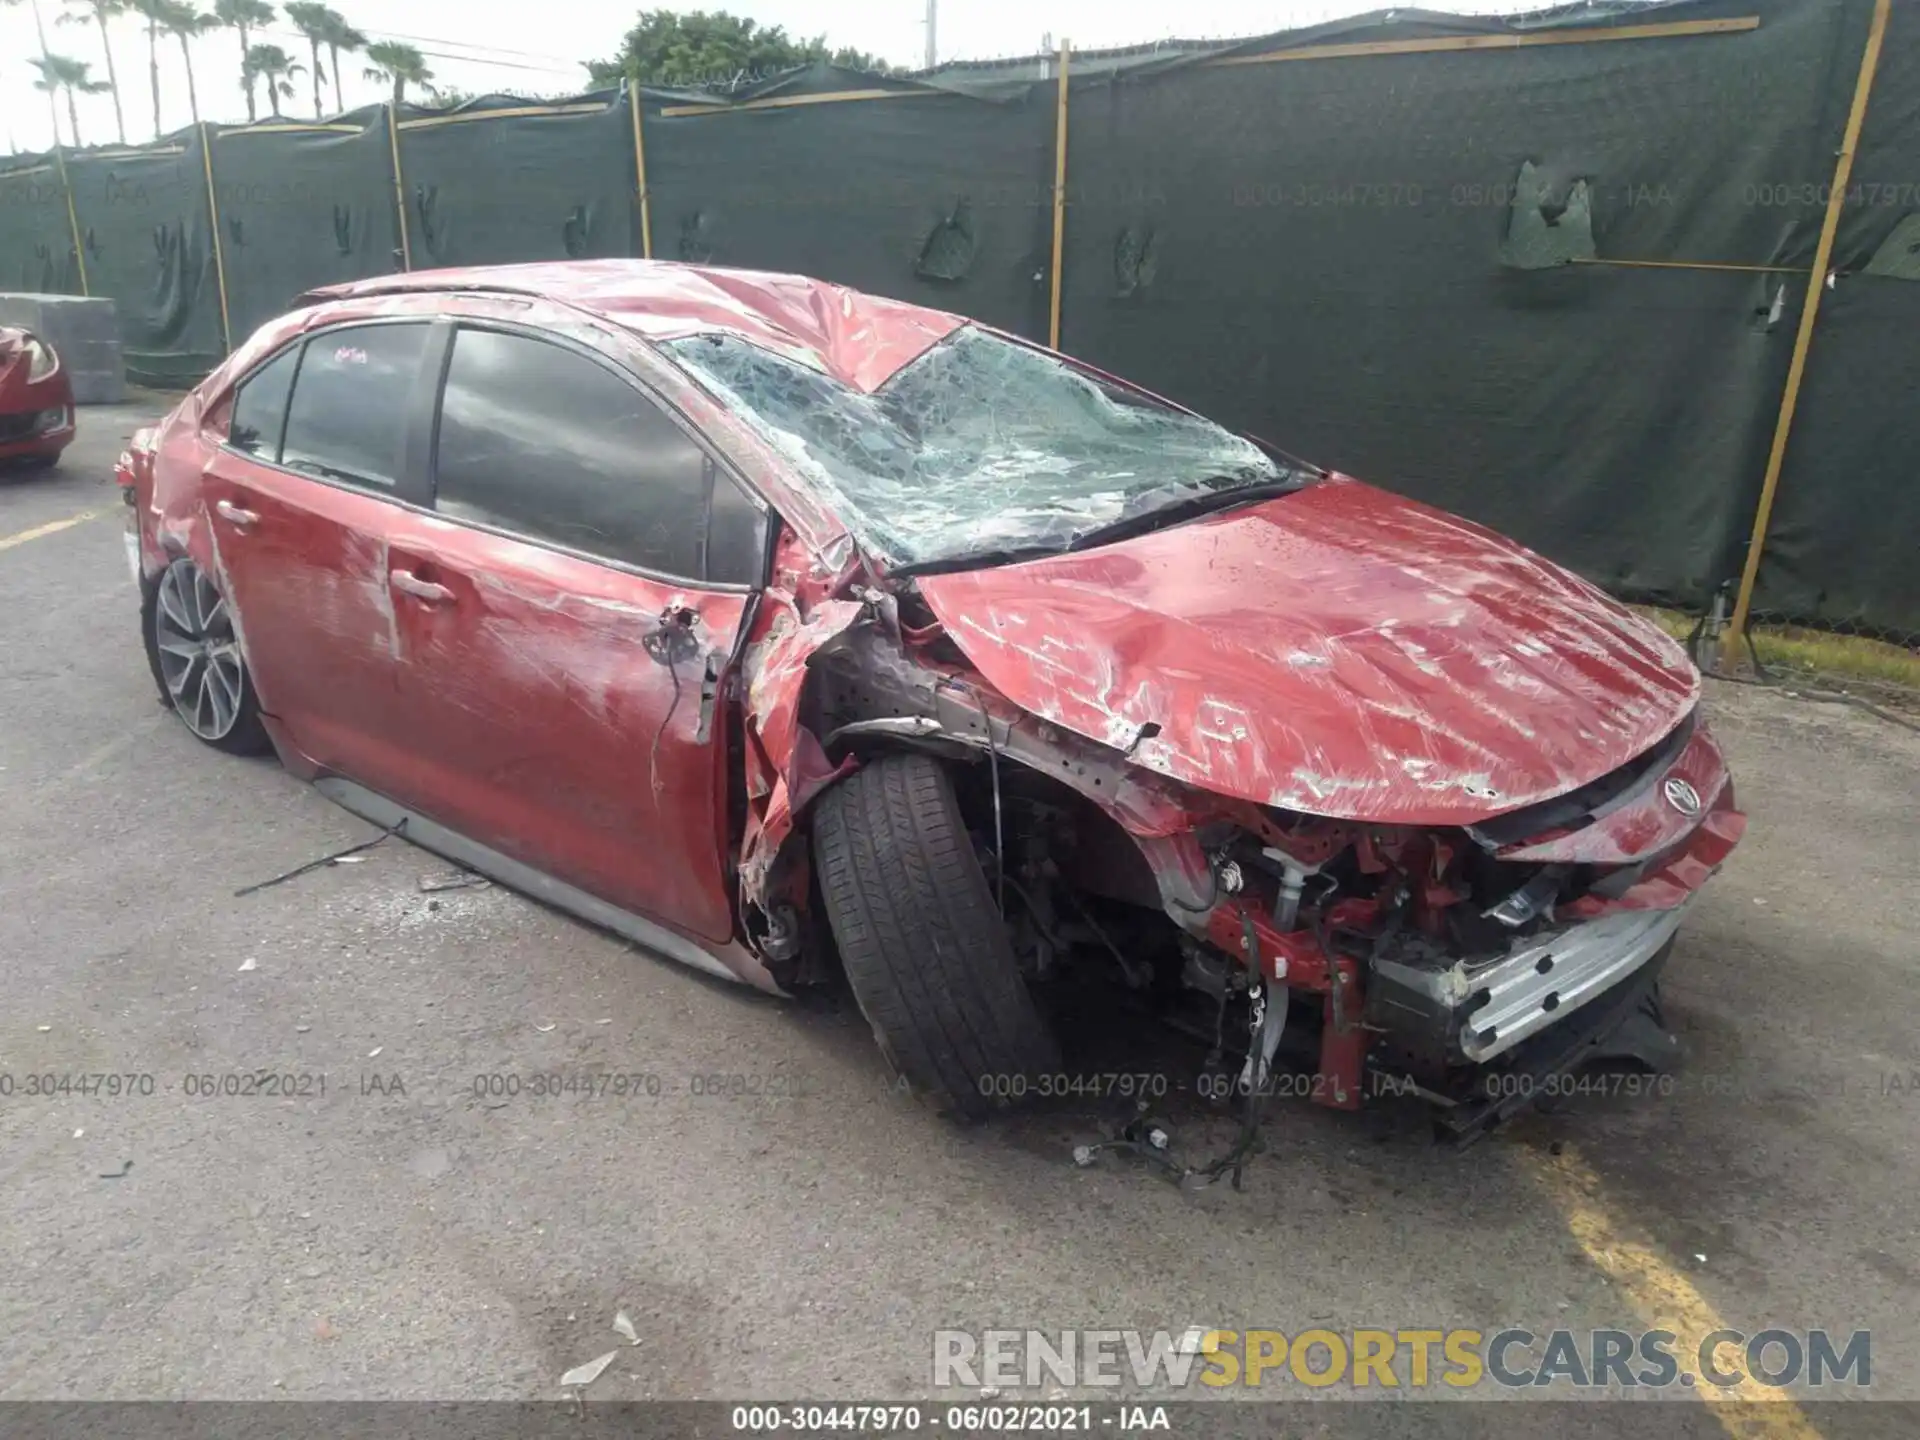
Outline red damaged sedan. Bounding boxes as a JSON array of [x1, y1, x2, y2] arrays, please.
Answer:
[[118, 261, 1742, 1139], [0, 326, 76, 469]]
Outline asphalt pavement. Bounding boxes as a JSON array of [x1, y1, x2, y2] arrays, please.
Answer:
[[1, 403, 1916, 1440]]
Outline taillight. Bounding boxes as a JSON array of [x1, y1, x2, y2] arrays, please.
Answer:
[[23, 335, 58, 384]]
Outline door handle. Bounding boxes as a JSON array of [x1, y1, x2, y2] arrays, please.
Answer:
[[391, 568, 454, 604], [215, 499, 259, 528]]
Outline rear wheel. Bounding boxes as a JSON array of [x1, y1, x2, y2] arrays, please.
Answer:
[[812, 750, 1060, 1118], [144, 556, 272, 755]]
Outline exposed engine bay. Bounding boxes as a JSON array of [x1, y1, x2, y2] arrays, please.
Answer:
[[735, 573, 1746, 1156]]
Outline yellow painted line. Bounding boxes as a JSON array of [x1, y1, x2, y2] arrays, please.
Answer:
[[0, 508, 108, 553], [1527, 1144, 1824, 1440]]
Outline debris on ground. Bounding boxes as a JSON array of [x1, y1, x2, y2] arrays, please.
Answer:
[[98, 1160, 132, 1179], [419, 870, 490, 894], [560, 1350, 619, 1390], [237, 957, 257, 972], [613, 1311, 640, 1345], [233, 824, 403, 897]]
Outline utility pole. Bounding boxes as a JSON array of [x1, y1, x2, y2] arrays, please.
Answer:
[[923, 0, 937, 70]]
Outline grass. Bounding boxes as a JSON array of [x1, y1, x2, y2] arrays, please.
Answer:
[[1637, 606, 1920, 692]]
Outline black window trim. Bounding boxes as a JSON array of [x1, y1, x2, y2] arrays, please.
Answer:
[[218, 315, 446, 510], [425, 317, 771, 594]]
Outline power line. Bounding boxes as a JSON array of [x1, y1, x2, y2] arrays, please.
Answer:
[[259, 27, 584, 77], [348, 28, 582, 67]]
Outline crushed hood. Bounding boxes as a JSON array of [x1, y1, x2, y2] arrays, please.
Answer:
[[916, 477, 1699, 825]]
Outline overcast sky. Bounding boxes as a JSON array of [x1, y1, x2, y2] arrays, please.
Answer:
[[4, 0, 1532, 153]]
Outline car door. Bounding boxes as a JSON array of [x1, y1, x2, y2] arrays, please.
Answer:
[[383, 322, 768, 943], [201, 319, 441, 799]]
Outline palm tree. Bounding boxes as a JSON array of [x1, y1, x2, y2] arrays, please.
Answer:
[[240, 39, 297, 116], [213, 0, 272, 121], [281, 0, 333, 117], [31, 52, 112, 146], [57, 0, 126, 143], [159, 0, 214, 124], [125, 0, 171, 136], [1, 0, 52, 55], [320, 10, 362, 112], [363, 38, 431, 107], [2, 0, 70, 147]]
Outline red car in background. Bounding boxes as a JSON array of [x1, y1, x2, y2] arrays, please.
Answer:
[[0, 326, 76, 469], [116, 260, 1743, 1149]]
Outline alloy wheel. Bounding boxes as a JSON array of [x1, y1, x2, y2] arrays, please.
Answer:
[[153, 560, 247, 741]]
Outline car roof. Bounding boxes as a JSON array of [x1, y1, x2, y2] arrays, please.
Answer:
[[301, 259, 966, 393]]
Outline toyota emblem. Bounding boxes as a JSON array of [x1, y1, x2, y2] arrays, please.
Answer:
[[1663, 777, 1702, 818]]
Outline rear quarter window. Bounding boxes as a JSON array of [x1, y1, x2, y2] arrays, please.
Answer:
[[228, 345, 299, 461]]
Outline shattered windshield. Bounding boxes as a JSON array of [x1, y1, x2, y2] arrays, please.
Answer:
[[664, 325, 1295, 569]]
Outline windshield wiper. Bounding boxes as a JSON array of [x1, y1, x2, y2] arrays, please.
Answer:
[[1059, 473, 1305, 552], [891, 541, 1077, 578], [889, 474, 1305, 578]]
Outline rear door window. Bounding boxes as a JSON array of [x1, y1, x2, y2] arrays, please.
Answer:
[[280, 323, 432, 490], [228, 345, 299, 460], [433, 327, 761, 583]]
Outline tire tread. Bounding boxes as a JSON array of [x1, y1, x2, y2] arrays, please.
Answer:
[[814, 752, 1058, 1117]]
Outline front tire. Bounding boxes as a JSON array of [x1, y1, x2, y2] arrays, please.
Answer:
[[812, 751, 1060, 1118], [144, 556, 272, 755]]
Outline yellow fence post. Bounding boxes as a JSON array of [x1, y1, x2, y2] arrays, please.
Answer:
[[199, 122, 233, 353], [1048, 40, 1071, 350], [1723, 0, 1892, 669], [629, 79, 654, 259], [386, 104, 414, 270], [51, 145, 89, 297]]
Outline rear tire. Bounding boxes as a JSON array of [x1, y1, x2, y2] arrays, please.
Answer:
[[813, 751, 1060, 1119]]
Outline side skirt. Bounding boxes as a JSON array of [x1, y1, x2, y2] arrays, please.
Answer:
[[313, 776, 783, 994]]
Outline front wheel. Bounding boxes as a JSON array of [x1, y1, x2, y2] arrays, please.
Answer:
[[812, 750, 1060, 1119], [144, 556, 272, 755]]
